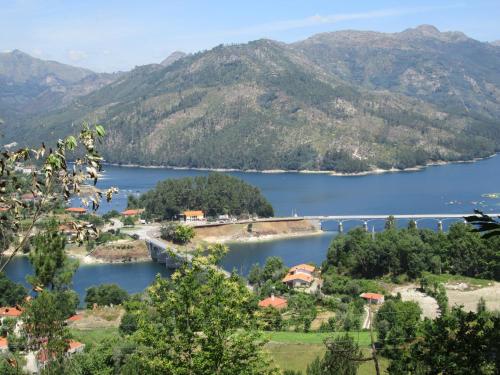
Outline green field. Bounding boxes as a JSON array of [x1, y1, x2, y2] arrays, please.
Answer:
[[70, 327, 120, 346], [264, 331, 388, 374], [264, 331, 372, 346], [70, 328, 387, 373]]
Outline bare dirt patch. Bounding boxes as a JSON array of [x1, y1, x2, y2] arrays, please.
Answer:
[[91, 240, 149, 263], [446, 282, 500, 312], [67, 307, 124, 329], [392, 284, 439, 319], [194, 219, 320, 243], [311, 310, 335, 331]]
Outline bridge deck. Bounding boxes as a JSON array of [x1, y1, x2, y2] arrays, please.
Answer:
[[302, 213, 500, 221]]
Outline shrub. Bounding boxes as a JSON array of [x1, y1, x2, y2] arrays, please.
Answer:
[[85, 284, 129, 308]]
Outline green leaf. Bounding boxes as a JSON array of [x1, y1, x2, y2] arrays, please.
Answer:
[[95, 125, 106, 137], [65, 136, 77, 150]]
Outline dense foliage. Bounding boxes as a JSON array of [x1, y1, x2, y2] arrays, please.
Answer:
[[0, 272, 26, 306], [131, 173, 274, 220], [323, 223, 500, 280], [85, 284, 129, 308], [306, 334, 364, 375], [387, 308, 500, 374], [125, 245, 279, 374], [160, 222, 195, 244]]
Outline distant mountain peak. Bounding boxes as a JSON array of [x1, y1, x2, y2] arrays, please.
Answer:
[[160, 51, 187, 67], [413, 24, 440, 35], [403, 24, 468, 42]]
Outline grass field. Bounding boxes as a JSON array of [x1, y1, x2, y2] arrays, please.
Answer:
[[70, 327, 120, 346], [266, 343, 388, 374], [264, 331, 388, 374], [264, 331, 372, 346], [70, 328, 387, 373]]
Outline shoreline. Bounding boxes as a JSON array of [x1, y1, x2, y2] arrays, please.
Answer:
[[103, 154, 498, 177], [201, 229, 325, 245]]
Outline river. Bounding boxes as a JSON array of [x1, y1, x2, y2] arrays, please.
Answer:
[[5, 155, 500, 301]]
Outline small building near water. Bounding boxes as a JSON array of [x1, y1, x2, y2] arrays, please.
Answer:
[[65, 207, 87, 216], [282, 264, 316, 288], [121, 209, 144, 217], [182, 210, 205, 222]]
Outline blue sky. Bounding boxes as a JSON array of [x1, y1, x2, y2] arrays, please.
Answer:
[[2, 0, 499, 72]]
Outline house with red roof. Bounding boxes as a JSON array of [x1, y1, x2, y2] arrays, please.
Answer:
[[65, 207, 87, 215], [182, 210, 205, 222], [0, 306, 23, 318], [360, 292, 385, 304], [282, 264, 316, 288], [0, 337, 8, 353], [258, 295, 288, 310], [121, 209, 144, 216]]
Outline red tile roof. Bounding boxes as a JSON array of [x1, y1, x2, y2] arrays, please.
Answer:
[[360, 293, 384, 300], [258, 295, 288, 309], [282, 273, 313, 283], [121, 209, 144, 216], [67, 314, 83, 322], [0, 337, 8, 349], [0, 306, 23, 317], [183, 210, 204, 216], [66, 207, 87, 213], [68, 340, 84, 351], [289, 264, 315, 273]]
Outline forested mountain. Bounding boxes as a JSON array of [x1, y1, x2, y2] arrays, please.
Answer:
[[0, 50, 119, 128], [2, 26, 500, 172]]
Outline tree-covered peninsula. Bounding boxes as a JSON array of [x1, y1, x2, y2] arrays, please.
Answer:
[[128, 172, 274, 220]]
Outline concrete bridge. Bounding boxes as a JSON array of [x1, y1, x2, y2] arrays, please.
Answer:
[[301, 213, 500, 233], [145, 238, 238, 283]]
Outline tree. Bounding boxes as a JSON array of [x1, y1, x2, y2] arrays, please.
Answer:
[[0, 272, 26, 306], [22, 290, 72, 372], [247, 263, 262, 286], [128, 245, 279, 374], [385, 215, 396, 230], [123, 216, 135, 226], [160, 223, 195, 244], [306, 334, 364, 375], [389, 308, 500, 374], [173, 224, 195, 244], [375, 299, 422, 351], [85, 284, 129, 308], [27, 218, 78, 291], [0, 124, 117, 272], [288, 293, 317, 332]]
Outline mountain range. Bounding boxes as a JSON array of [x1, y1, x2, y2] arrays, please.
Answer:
[[2, 25, 500, 173]]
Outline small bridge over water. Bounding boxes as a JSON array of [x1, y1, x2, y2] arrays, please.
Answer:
[[301, 213, 500, 233]]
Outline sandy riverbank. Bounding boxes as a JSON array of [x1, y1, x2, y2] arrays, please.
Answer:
[[103, 154, 497, 177], [193, 219, 322, 244]]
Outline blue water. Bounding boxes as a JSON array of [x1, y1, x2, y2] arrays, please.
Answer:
[[6, 155, 500, 301]]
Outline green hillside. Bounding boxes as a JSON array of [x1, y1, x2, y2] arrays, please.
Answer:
[[3, 26, 500, 172]]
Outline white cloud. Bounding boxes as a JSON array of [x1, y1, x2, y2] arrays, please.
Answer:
[[68, 49, 87, 62], [221, 4, 465, 37]]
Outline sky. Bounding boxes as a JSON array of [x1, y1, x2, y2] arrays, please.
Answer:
[[1, 0, 500, 72]]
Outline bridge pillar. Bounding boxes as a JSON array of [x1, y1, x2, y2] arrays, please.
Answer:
[[363, 221, 368, 232], [437, 220, 443, 232], [338, 221, 343, 234]]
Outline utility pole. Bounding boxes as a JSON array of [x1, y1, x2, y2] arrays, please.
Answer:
[[369, 300, 381, 375]]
